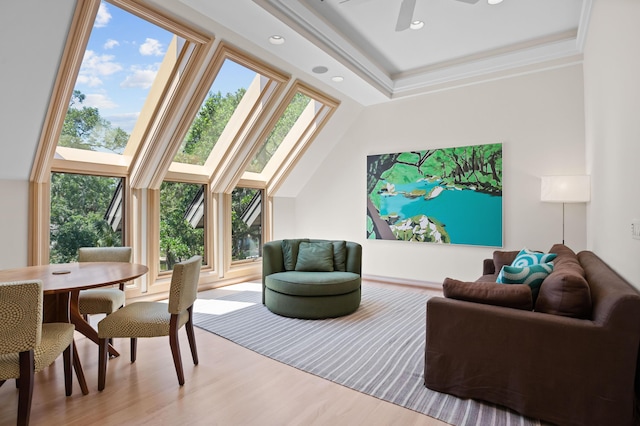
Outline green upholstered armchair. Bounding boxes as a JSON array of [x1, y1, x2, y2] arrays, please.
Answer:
[[262, 239, 362, 319]]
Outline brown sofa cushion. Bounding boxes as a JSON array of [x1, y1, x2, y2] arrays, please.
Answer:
[[535, 272, 592, 318], [535, 244, 592, 318], [443, 278, 533, 311], [492, 250, 520, 273]]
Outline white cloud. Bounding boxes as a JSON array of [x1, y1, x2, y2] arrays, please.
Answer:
[[76, 74, 103, 88], [104, 112, 140, 133], [139, 38, 165, 56], [78, 50, 123, 88], [120, 66, 158, 89], [104, 39, 119, 50], [83, 93, 118, 109], [94, 3, 112, 28]]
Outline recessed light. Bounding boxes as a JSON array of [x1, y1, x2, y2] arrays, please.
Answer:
[[331, 76, 344, 83], [488, 0, 503, 4], [312, 66, 328, 74], [269, 35, 285, 45], [410, 20, 424, 30]]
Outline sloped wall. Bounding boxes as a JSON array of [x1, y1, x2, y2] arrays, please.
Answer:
[[281, 65, 587, 284]]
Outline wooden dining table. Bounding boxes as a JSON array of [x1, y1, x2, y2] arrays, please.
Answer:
[[0, 261, 148, 394]]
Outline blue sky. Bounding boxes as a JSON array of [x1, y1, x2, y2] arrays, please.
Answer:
[[73, 1, 256, 134]]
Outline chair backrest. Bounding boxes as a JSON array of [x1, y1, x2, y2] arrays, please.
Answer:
[[167, 256, 202, 315], [78, 246, 132, 263], [0, 281, 43, 355]]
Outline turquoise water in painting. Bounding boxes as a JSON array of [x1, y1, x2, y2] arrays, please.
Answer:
[[378, 180, 503, 247]]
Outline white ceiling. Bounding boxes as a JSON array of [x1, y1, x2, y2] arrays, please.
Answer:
[[178, 0, 591, 105]]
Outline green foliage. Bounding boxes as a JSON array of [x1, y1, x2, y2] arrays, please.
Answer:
[[246, 92, 311, 173], [59, 90, 129, 154], [49, 173, 122, 263], [159, 182, 205, 271], [231, 187, 262, 260], [419, 144, 502, 193], [174, 89, 246, 165]]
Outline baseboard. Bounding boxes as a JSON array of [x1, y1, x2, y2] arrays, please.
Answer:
[[362, 274, 442, 291]]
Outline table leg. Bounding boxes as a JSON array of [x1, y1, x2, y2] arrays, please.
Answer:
[[69, 291, 120, 358], [73, 344, 89, 395]]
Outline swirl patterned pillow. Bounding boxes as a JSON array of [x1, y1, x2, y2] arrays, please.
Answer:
[[497, 261, 554, 302], [511, 248, 557, 267]]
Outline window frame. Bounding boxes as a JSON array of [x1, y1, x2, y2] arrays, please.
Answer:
[[29, 0, 340, 299]]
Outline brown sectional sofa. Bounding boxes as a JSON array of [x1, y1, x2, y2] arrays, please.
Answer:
[[424, 244, 640, 426]]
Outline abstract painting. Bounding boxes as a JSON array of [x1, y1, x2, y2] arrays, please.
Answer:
[[367, 143, 503, 247]]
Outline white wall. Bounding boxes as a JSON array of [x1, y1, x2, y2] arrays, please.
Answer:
[[0, 180, 30, 269], [583, 0, 640, 286], [282, 65, 587, 284]]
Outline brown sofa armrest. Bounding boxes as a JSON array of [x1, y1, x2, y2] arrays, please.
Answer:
[[425, 297, 637, 426], [482, 258, 495, 275]]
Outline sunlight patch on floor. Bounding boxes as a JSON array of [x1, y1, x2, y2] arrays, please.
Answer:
[[158, 282, 261, 314], [193, 298, 255, 315], [221, 282, 262, 292]]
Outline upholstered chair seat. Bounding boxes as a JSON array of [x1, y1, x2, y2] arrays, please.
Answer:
[[98, 303, 190, 338], [0, 280, 75, 426], [77, 247, 132, 316], [97, 256, 202, 391]]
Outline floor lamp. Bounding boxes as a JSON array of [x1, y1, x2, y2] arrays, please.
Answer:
[[541, 175, 590, 244]]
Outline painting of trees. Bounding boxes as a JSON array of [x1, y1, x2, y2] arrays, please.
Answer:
[[367, 143, 502, 246]]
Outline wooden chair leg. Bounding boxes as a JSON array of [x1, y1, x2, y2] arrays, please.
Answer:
[[63, 341, 73, 396], [186, 306, 199, 365], [130, 338, 137, 363], [98, 338, 108, 391], [17, 351, 34, 426], [72, 342, 89, 395], [169, 314, 185, 385]]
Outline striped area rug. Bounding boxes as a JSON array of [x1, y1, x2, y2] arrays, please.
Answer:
[[193, 284, 543, 426]]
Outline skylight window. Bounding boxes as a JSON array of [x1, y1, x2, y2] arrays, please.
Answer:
[[172, 59, 258, 166], [57, 1, 175, 157], [246, 92, 311, 174]]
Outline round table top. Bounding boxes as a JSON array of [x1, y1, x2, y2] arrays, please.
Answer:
[[0, 262, 149, 294]]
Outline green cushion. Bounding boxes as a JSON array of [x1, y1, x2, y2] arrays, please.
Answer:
[[282, 238, 309, 271], [295, 241, 334, 272], [332, 240, 347, 272], [497, 261, 554, 302], [511, 248, 557, 267], [265, 271, 361, 296]]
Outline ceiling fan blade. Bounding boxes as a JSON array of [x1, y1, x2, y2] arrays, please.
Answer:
[[454, 0, 481, 4], [339, 0, 373, 4], [395, 0, 417, 31]]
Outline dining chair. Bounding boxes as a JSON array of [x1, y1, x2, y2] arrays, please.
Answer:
[[77, 247, 132, 319], [0, 280, 75, 426], [97, 255, 202, 391]]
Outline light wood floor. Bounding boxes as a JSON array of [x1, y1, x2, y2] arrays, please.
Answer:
[[0, 284, 448, 426]]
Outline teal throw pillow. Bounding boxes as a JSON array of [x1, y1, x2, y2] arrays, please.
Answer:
[[295, 241, 334, 272], [282, 238, 309, 271], [497, 261, 554, 302], [511, 248, 557, 267]]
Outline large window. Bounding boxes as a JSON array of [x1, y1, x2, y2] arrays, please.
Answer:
[[50, 172, 124, 263], [56, 0, 177, 163], [33, 0, 339, 294], [159, 181, 205, 271], [247, 92, 311, 173], [173, 59, 258, 166], [231, 187, 262, 261]]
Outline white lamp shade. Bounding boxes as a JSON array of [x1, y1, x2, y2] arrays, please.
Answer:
[[541, 175, 590, 203]]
